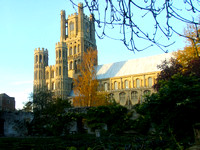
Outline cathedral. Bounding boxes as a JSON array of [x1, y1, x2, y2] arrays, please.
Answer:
[[33, 3, 172, 106]]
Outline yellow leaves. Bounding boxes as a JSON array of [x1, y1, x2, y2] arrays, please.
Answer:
[[174, 23, 200, 73], [174, 46, 200, 67], [73, 48, 107, 107]]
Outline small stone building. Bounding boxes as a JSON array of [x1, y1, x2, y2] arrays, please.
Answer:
[[0, 93, 15, 111]]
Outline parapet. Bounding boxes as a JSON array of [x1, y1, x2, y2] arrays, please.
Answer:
[[34, 47, 48, 51], [68, 13, 78, 18], [34, 47, 48, 55], [56, 42, 66, 46], [55, 42, 67, 47]]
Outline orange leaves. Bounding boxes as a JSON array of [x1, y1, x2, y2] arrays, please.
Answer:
[[73, 48, 106, 107], [175, 46, 200, 67], [174, 24, 200, 72]]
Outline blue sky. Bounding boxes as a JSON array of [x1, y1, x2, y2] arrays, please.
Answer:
[[0, 0, 191, 109]]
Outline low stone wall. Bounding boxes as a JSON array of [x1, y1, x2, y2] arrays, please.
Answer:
[[0, 111, 33, 137]]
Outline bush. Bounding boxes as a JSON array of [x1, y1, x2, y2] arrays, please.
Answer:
[[85, 103, 129, 133]]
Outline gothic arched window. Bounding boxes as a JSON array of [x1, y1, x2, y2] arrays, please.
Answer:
[[52, 82, 55, 90], [136, 79, 140, 88], [63, 50, 65, 59], [148, 77, 152, 87], [114, 81, 118, 90], [125, 80, 129, 89], [35, 55, 38, 63], [69, 47, 72, 56], [74, 60, 78, 73], [70, 61, 73, 70], [59, 66, 61, 75], [74, 46, 77, 54], [59, 50, 61, 58], [131, 91, 138, 100], [104, 82, 108, 91], [119, 92, 125, 101], [39, 54, 42, 63], [78, 45, 80, 53], [70, 22, 74, 31], [119, 92, 126, 105]]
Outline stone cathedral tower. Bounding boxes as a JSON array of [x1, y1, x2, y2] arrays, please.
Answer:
[[65, 3, 97, 79], [33, 3, 97, 99], [34, 48, 48, 90]]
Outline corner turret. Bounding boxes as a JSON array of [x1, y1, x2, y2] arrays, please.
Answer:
[[55, 42, 71, 99], [78, 3, 84, 36], [60, 10, 66, 42], [33, 47, 48, 91]]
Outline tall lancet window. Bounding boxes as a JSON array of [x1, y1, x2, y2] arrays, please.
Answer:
[[70, 22, 74, 31]]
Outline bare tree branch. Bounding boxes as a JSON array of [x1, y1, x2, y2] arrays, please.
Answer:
[[70, 0, 200, 53]]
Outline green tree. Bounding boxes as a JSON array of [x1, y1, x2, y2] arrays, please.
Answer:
[[85, 103, 129, 133], [31, 89, 53, 112], [138, 73, 200, 147], [29, 89, 73, 136], [135, 55, 200, 148], [22, 101, 33, 112], [154, 58, 183, 90]]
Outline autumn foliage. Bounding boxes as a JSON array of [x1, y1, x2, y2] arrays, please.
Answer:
[[154, 24, 200, 90], [73, 48, 108, 107], [174, 24, 200, 70]]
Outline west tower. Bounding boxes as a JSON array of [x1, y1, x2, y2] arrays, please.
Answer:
[[61, 3, 97, 79]]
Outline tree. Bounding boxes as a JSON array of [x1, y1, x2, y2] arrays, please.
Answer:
[[29, 89, 73, 136], [30, 89, 53, 112], [85, 103, 129, 133], [70, 1, 200, 52], [154, 56, 200, 91], [139, 73, 200, 147], [154, 24, 200, 90], [153, 58, 183, 90], [73, 48, 107, 107], [174, 24, 200, 69], [22, 101, 33, 112], [184, 23, 200, 51], [139, 46, 200, 147]]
